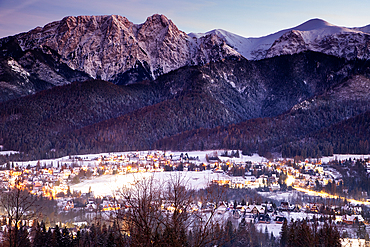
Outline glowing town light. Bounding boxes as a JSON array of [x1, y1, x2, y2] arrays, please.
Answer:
[[285, 175, 295, 186]]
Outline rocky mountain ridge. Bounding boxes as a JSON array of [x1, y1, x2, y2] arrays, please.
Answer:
[[192, 18, 370, 60], [14, 14, 240, 82], [2, 15, 370, 103]]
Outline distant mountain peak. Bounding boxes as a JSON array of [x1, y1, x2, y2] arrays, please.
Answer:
[[143, 14, 171, 26], [294, 18, 333, 31]]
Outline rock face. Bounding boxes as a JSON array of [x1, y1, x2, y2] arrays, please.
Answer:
[[0, 36, 91, 102], [266, 30, 308, 58], [266, 29, 370, 60], [2, 15, 370, 103], [15, 14, 240, 84]]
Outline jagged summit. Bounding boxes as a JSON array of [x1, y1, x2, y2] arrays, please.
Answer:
[[12, 14, 240, 84]]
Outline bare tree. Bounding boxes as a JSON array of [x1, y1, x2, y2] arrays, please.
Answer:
[[0, 180, 41, 247], [116, 175, 164, 246], [161, 173, 194, 246], [190, 183, 229, 247], [115, 173, 229, 247]]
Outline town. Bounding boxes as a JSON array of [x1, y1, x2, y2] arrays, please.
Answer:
[[1, 150, 370, 246]]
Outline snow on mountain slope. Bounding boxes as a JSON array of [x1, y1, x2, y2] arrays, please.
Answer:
[[14, 14, 242, 84], [352, 24, 370, 34], [3, 15, 370, 89], [189, 28, 284, 60], [191, 18, 370, 60]]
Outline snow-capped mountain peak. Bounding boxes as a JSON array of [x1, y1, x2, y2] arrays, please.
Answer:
[[264, 19, 370, 60], [12, 14, 243, 84], [294, 18, 334, 31], [190, 18, 370, 60]]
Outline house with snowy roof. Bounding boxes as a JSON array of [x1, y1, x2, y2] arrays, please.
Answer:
[[342, 215, 364, 225], [244, 205, 265, 215]]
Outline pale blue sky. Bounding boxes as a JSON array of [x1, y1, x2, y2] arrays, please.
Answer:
[[1, 0, 369, 38]]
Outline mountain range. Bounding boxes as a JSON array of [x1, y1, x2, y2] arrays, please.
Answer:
[[1, 14, 370, 160]]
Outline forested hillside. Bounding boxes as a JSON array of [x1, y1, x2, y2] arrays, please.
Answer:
[[1, 52, 370, 160], [156, 75, 370, 158]]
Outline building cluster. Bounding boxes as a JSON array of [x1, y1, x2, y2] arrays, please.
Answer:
[[0, 151, 351, 204], [0, 151, 175, 198], [0, 151, 365, 222], [210, 158, 343, 192]]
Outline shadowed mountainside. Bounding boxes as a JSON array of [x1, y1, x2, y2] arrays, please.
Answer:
[[1, 52, 370, 159]]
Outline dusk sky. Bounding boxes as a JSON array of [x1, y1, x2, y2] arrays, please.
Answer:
[[1, 0, 370, 39]]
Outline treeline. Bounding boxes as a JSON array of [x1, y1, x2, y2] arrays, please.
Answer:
[[280, 219, 341, 247], [323, 159, 370, 199], [1, 218, 344, 247], [0, 221, 125, 247], [312, 111, 370, 154], [156, 99, 370, 159], [1, 220, 274, 247]]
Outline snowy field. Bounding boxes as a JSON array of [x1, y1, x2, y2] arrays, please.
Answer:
[[71, 170, 218, 197], [258, 190, 303, 203], [256, 223, 282, 237]]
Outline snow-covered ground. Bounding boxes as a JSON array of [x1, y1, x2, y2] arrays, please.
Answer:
[[0, 150, 19, 155], [341, 238, 367, 247], [258, 191, 302, 203], [7, 148, 370, 169], [320, 154, 370, 163], [67, 150, 263, 198], [71, 170, 218, 197], [256, 223, 282, 237]]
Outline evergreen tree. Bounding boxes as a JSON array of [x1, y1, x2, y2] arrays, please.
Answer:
[[225, 220, 234, 246], [31, 221, 45, 247], [280, 219, 288, 247], [51, 225, 61, 247], [72, 230, 82, 247], [60, 227, 71, 247], [44, 227, 53, 247], [287, 220, 298, 247]]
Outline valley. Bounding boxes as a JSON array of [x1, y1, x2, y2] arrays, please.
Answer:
[[1, 13, 370, 246]]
